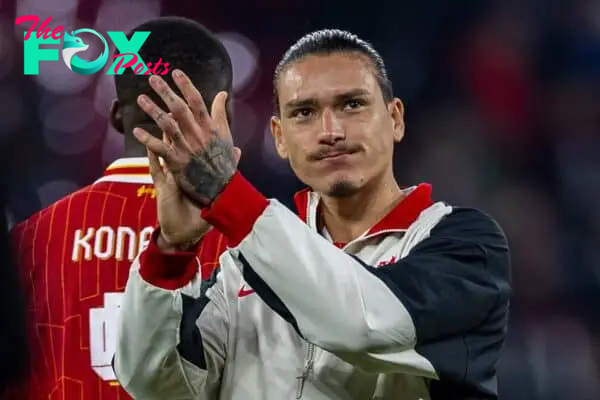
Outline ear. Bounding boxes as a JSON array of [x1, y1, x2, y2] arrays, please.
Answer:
[[270, 116, 288, 159], [109, 99, 124, 134], [389, 98, 405, 143]]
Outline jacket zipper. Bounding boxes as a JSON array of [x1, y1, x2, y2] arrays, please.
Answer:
[[295, 342, 315, 398]]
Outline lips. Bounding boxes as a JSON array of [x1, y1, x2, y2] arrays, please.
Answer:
[[309, 145, 361, 162], [318, 149, 357, 161], [320, 152, 349, 160]]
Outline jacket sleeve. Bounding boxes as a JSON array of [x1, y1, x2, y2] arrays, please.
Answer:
[[201, 173, 511, 383], [114, 230, 228, 400]]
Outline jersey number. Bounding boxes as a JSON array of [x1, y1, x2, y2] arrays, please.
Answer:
[[89, 292, 123, 381]]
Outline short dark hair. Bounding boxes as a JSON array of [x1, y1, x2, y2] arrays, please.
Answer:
[[114, 16, 232, 120], [273, 29, 393, 112]]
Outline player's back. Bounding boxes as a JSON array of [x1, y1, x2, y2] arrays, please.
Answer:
[[8, 158, 226, 400]]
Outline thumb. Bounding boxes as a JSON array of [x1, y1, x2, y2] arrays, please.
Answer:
[[147, 148, 165, 186], [211, 91, 233, 143]]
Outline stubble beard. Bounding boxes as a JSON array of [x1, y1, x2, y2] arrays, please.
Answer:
[[325, 179, 360, 198]]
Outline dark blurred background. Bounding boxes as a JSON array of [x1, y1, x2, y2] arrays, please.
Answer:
[[1, 0, 599, 398]]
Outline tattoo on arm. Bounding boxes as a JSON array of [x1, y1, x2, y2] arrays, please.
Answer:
[[181, 131, 236, 206]]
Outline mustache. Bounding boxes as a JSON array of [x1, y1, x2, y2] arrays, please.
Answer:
[[307, 143, 362, 161]]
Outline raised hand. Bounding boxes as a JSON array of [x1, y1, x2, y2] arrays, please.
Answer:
[[133, 70, 240, 208], [132, 70, 241, 247], [144, 137, 209, 251]]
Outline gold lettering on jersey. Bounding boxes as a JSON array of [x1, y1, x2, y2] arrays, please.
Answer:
[[72, 226, 155, 262], [136, 185, 156, 198]]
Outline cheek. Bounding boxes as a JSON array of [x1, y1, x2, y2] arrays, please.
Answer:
[[281, 136, 308, 170], [358, 133, 395, 172], [357, 125, 389, 153], [368, 118, 396, 151], [286, 150, 301, 169]]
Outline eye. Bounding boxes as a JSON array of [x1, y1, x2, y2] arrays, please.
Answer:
[[290, 108, 313, 120], [343, 99, 365, 111]]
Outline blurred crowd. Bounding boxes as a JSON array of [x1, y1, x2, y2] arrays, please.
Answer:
[[1, 0, 599, 398]]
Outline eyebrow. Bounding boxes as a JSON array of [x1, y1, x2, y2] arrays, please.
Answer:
[[283, 88, 371, 111]]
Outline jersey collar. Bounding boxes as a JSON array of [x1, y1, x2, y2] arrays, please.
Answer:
[[293, 183, 434, 237], [94, 157, 154, 184]]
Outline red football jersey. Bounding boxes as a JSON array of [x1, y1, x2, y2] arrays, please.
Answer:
[[7, 157, 227, 400]]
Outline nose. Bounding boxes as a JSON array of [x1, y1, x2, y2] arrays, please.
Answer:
[[317, 108, 345, 145]]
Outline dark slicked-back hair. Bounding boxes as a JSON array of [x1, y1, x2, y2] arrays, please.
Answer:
[[115, 16, 233, 122], [273, 29, 393, 112]]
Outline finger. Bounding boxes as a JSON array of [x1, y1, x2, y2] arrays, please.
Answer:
[[133, 127, 170, 157], [162, 129, 172, 147], [171, 69, 209, 123], [146, 148, 165, 186], [148, 75, 198, 138], [210, 91, 234, 144], [137, 95, 190, 150], [160, 132, 172, 174]]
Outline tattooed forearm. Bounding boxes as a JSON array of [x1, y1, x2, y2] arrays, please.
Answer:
[[180, 131, 236, 206]]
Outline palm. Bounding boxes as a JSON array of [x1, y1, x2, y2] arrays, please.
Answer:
[[156, 170, 208, 245]]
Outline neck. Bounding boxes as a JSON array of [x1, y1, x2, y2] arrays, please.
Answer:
[[124, 145, 149, 158], [123, 113, 160, 158], [319, 170, 403, 244], [123, 126, 152, 158]]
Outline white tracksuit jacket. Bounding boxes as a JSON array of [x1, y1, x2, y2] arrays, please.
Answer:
[[113, 172, 511, 399]]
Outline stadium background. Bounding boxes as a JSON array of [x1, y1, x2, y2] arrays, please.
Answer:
[[1, 0, 599, 398]]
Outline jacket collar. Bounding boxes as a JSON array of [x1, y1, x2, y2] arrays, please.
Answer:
[[293, 183, 434, 237]]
